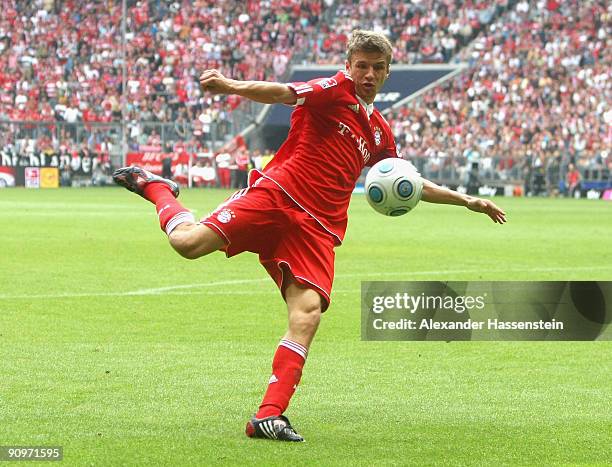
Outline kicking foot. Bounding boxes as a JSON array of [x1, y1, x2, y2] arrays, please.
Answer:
[[245, 415, 304, 442], [112, 166, 179, 198]]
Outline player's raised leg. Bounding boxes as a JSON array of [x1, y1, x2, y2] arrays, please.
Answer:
[[113, 166, 224, 258], [246, 279, 322, 442], [168, 223, 225, 259]]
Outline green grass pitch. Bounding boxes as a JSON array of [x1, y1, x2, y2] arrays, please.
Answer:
[[1, 188, 611, 466]]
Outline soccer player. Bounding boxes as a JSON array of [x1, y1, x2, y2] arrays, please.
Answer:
[[113, 30, 506, 442]]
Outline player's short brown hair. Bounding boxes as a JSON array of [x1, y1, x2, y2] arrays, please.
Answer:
[[346, 30, 393, 66]]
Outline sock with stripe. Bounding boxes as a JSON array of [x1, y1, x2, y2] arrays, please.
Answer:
[[256, 339, 307, 419], [142, 182, 195, 234]]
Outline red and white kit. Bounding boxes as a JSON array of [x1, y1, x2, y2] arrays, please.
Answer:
[[202, 71, 398, 308]]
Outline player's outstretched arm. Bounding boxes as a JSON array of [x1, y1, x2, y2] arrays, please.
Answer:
[[421, 179, 507, 224], [199, 69, 297, 105]]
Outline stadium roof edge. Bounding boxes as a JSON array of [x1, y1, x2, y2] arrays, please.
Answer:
[[385, 63, 468, 114]]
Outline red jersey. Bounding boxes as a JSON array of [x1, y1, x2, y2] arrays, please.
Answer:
[[251, 71, 398, 244]]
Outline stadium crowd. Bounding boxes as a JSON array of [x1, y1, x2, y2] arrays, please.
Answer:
[[0, 0, 516, 131], [0, 0, 326, 149], [0, 0, 610, 195], [385, 0, 611, 194], [304, 0, 512, 65]]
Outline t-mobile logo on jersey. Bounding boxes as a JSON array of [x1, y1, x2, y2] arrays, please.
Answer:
[[337, 121, 371, 163]]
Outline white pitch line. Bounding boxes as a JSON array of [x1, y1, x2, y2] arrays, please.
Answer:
[[128, 278, 269, 295], [0, 265, 610, 300], [83, 264, 612, 297], [0, 289, 281, 300]]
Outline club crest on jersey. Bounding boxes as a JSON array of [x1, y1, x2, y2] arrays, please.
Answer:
[[217, 208, 235, 224], [373, 127, 382, 146], [347, 104, 360, 113]]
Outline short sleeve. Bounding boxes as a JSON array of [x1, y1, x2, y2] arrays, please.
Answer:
[[287, 74, 343, 108]]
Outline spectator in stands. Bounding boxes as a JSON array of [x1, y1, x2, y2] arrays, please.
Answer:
[[162, 154, 173, 180], [546, 154, 562, 197], [92, 157, 113, 186], [234, 147, 250, 189], [173, 159, 188, 183], [60, 163, 72, 187], [566, 163, 581, 198], [216, 151, 231, 188], [190, 158, 216, 187]]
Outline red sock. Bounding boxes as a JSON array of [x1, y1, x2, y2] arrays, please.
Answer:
[[143, 183, 194, 233], [256, 339, 307, 418]]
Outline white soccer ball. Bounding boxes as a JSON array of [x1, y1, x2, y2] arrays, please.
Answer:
[[365, 158, 424, 216]]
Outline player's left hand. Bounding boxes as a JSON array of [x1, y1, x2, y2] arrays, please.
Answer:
[[467, 198, 507, 224]]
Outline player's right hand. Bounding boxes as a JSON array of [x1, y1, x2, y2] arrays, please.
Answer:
[[199, 69, 234, 95]]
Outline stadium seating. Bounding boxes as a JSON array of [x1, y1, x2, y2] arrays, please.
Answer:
[[0, 0, 510, 128], [303, 0, 513, 65], [386, 0, 610, 192], [0, 0, 321, 122], [0, 0, 609, 193], [0, 0, 325, 151]]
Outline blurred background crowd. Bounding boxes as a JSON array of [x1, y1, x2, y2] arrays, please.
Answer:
[[0, 0, 609, 195]]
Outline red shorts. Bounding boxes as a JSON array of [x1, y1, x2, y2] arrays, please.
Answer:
[[200, 177, 336, 311]]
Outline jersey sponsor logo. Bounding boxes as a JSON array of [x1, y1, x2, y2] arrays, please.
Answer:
[[217, 208, 235, 224], [337, 121, 351, 136], [317, 77, 337, 89], [355, 135, 371, 164], [338, 121, 371, 164]]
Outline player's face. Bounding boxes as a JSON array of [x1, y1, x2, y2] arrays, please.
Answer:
[[346, 51, 389, 104]]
